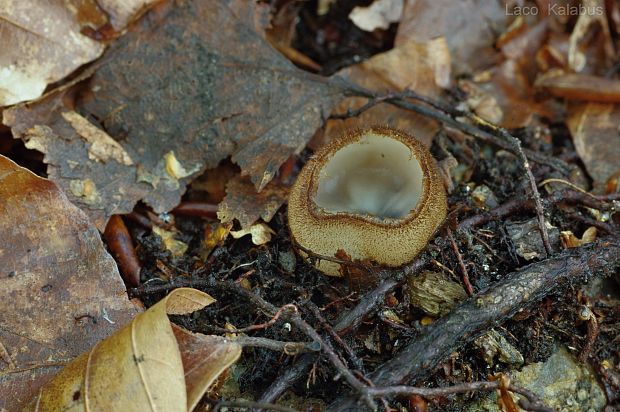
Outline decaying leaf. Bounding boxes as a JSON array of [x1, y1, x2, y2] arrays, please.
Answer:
[[560, 227, 598, 249], [201, 222, 233, 258], [461, 20, 555, 128], [218, 175, 289, 228], [23, 288, 241, 412], [396, 0, 508, 74], [406, 271, 467, 317], [153, 226, 189, 257], [506, 218, 560, 261], [61, 111, 133, 166], [567, 103, 620, 189], [3, 0, 342, 229], [0, 155, 138, 411], [349, 0, 404, 32], [231, 223, 276, 246], [0, 0, 104, 106], [323, 38, 451, 148]]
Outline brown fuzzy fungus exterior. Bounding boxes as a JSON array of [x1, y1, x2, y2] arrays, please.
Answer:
[[288, 126, 448, 276]]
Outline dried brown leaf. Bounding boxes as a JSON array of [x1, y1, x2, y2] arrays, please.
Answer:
[[22, 288, 241, 411], [0, 0, 104, 106], [396, 0, 508, 74], [536, 72, 620, 103], [0, 155, 137, 411], [218, 175, 289, 228], [567, 103, 620, 189], [97, 0, 160, 30], [560, 227, 598, 249], [3, 0, 342, 229]]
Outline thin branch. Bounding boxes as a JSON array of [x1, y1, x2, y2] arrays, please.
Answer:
[[365, 382, 554, 412], [212, 399, 300, 412], [447, 228, 474, 295], [235, 336, 320, 356], [219, 281, 378, 411], [306, 301, 363, 371], [467, 114, 553, 256]]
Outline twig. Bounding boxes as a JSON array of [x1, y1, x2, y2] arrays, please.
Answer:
[[219, 281, 377, 411], [333, 80, 570, 173], [258, 355, 317, 403], [259, 279, 400, 405], [467, 115, 552, 256], [234, 336, 320, 356], [306, 301, 363, 371], [327, 242, 620, 411], [330, 92, 400, 119], [293, 241, 376, 275], [577, 305, 600, 363], [333, 279, 399, 335], [226, 304, 299, 333], [212, 399, 300, 412], [366, 381, 553, 412], [446, 229, 474, 295]]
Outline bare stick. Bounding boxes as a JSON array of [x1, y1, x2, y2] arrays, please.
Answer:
[[235, 336, 320, 356], [447, 229, 474, 295], [366, 381, 553, 412], [467, 115, 552, 256], [212, 399, 300, 412]]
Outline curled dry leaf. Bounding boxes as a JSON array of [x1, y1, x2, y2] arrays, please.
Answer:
[[568, 0, 614, 74], [560, 227, 598, 249], [3, 0, 342, 230], [0, 155, 137, 411], [461, 20, 555, 128], [536, 72, 620, 103], [349, 0, 404, 32], [230, 223, 276, 246], [0, 0, 104, 106], [153, 226, 189, 257], [23, 288, 241, 412], [567, 103, 620, 189], [201, 222, 233, 258]]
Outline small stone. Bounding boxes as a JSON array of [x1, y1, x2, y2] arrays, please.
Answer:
[[506, 218, 560, 260], [278, 250, 297, 274]]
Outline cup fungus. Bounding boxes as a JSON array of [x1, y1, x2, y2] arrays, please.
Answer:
[[288, 126, 447, 275]]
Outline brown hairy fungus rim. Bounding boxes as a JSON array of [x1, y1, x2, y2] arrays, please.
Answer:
[[305, 126, 436, 228]]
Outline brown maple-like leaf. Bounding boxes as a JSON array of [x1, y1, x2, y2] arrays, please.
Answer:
[[3, 0, 343, 229], [0, 155, 138, 411]]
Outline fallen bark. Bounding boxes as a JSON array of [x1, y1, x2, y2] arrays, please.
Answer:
[[327, 241, 620, 411]]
